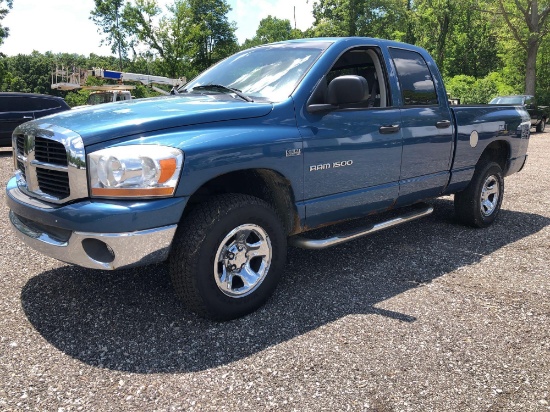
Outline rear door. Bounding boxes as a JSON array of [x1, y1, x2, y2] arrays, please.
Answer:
[[33, 96, 66, 118], [0, 96, 35, 144], [388, 48, 454, 206]]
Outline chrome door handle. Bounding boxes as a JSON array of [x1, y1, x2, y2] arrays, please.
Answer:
[[436, 120, 451, 129], [379, 125, 401, 134]]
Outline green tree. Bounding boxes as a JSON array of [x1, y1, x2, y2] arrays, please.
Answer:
[[446, 72, 519, 103], [535, 35, 550, 103], [124, 0, 237, 78], [414, 0, 457, 68], [309, 0, 411, 40], [443, 2, 500, 78], [310, 0, 360, 36], [186, 0, 238, 74], [242, 16, 301, 49], [496, 0, 550, 95], [0, 0, 12, 46], [123, 0, 189, 78], [1, 51, 57, 94], [90, 0, 130, 71], [413, 0, 501, 78], [0, 0, 12, 87]]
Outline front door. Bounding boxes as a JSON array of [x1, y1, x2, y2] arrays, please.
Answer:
[[297, 47, 403, 228]]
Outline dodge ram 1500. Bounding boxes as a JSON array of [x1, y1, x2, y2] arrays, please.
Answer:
[[6, 38, 531, 320]]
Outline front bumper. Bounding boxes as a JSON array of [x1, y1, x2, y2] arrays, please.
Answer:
[[6, 176, 186, 270], [9, 211, 176, 270]]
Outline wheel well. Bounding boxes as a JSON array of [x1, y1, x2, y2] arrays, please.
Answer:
[[477, 140, 509, 172], [184, 169, 300, 235]]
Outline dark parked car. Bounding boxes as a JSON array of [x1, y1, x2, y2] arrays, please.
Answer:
[[0, 93, 70, 146], [489, 95, 549, 132]]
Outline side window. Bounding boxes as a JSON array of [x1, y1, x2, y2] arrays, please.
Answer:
[[37, 98, 62, 110], [0, 97, 11, 112], [389, 48, 438, 106], [309, 47, 389, 108], [0, 97, 34, 112]]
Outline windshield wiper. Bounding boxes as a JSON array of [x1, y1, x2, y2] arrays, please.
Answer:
[[189, 84, 254, 102]]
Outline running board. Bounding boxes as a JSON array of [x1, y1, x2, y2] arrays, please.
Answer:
[[289, 203, 434, 250]]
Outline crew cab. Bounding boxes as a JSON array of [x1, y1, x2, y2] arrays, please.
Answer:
[[6, 38, 531, 320], [489, 94, 548, 132]]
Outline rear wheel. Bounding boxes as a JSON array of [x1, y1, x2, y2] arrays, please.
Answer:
[[454, 161, 504, 228], [536, 119, 546, 133], [169, 194, 286, 320]]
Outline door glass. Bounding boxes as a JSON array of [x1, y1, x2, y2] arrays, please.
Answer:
[[314, 47, 389, 108], [0, 97, 34, 112], [390, 48, 438, 106]]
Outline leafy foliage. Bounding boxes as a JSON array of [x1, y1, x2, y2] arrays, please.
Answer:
[[123, 0, 237, 79], [495, 0, 550, 95], [90, 0, 130, 71], [3, 0, 550, 106], [0, 0, 12, 46], [445, 72, 519, 104], [241, 16, 302, 49], [123, 0, 187, 78], [186, 0, 238, 75], [310, 0, 411, 40]]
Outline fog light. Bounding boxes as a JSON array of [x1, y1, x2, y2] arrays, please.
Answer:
[[82, 238, 115, 264]]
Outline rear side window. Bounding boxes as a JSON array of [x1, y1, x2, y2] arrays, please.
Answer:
[[389, 48, 438, 106], [34, 97, 63, 110], [0, 97, 35, 112], [0, 98, 10, 112]]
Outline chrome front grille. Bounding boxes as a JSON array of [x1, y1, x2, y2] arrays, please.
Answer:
[[16, 158, 26, 181], [12, 122, 87, 204], [36, 168, 71, 198], [16, 134, 24, 153], [34, 136, 68, 166]]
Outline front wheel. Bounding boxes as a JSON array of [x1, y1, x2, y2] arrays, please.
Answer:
[[454, 161, 504, 228], [169, 194, 287, 320]]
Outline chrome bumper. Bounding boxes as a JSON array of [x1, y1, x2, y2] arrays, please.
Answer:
[[9, 211, 177, 270]]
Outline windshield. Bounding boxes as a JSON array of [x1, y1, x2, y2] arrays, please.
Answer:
[[489, 96, 525, 105], [87, 92, 114, 105], [182, 42, 331, 102]]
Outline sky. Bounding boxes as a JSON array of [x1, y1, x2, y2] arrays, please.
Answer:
[[1, 0, 315, 57]]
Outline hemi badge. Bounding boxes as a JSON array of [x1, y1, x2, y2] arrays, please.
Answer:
[[286, 148, 301, 157]]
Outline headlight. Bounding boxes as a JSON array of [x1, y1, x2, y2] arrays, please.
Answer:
[[88, 145, 183, 198]]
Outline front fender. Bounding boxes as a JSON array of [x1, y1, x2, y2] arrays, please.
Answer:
[[84, 100, 304, 202]]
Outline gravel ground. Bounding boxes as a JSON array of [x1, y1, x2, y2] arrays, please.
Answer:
[[0, 132, 549, 412]]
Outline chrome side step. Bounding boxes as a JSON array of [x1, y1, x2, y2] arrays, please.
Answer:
[[289, 203, 434, 250]]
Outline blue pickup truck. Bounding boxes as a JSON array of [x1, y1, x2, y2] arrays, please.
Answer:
[[6, 38, 530, 320]]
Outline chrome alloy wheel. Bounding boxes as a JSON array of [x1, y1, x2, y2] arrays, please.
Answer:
[[214, 224, 272, 298], [480, 175, 500, 217]]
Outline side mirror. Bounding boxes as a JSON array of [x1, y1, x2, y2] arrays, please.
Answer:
[[328, 75, 369, 105], [307, 103, 336, 113], [306, 75, 369, 114]]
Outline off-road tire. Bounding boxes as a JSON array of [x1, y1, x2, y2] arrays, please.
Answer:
[[454, 161, 504, 228], [169, 194, 286, 320], [536, 119, 546, 133]]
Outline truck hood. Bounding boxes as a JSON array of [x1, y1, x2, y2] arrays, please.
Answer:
[[36, 95, 273, 146]]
